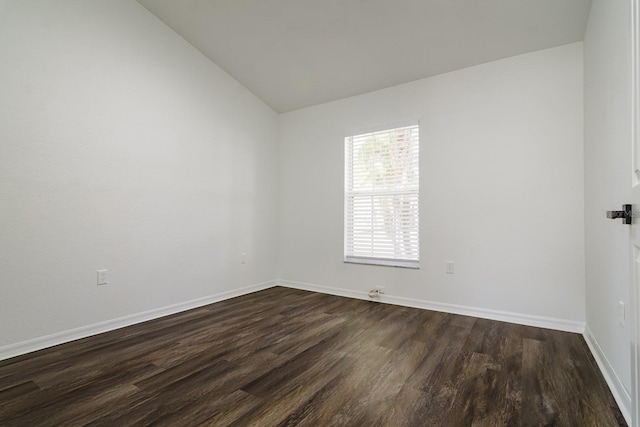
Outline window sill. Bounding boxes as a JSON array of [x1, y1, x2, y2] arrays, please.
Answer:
[[344, 257, 419, 269]]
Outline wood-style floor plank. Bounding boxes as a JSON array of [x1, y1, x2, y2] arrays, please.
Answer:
[[0, 286, 627, 426]]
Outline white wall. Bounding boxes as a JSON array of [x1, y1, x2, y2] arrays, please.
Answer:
[[584, 0, 633, 416], [0, 0, 278, 350], [279, 43, 585, 327]]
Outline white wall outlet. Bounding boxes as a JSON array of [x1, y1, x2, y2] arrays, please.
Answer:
[[97, 269, 108, 286], [241, 252, 246, 264], [446, 261, 455, 274], [617, 300, 626, 327]]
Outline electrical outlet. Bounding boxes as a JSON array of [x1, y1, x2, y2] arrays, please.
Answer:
[[241, 252, 246, 264], [617, 301, 626, 327], [97, 269, 108, 286], [446, 261, 455, 274]]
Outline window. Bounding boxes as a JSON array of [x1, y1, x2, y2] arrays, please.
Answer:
[[344, 122, 419, 268]]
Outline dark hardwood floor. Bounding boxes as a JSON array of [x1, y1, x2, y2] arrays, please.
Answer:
[[0, 286, 626, 426]]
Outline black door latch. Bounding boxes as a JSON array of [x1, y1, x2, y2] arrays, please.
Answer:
[[606, 204, 632, 224]]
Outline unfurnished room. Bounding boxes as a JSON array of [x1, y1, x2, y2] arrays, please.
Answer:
[[0, 0, 639, 425]]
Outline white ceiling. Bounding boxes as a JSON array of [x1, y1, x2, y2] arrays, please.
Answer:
[[137, 0, 592, 113]]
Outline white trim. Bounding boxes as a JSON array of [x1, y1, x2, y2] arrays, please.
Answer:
[[277, 279, 585, 333], [345, 118, 420, 140], [344, 257, 419, 269], [0, 280, 278, 362], [631, 1, 640, 425], [632, 246, 640, 427], [633, 0, 640, 187], [583, 325, 632, 425]]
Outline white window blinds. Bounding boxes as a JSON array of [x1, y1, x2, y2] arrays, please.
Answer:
[[344, 123, 419, 268]]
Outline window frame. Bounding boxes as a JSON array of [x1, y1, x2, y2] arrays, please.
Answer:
[[343, 120, 420, 269]]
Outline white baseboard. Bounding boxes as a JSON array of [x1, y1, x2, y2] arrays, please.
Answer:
[[277, 279, 585, 333], [0, 280, 277, 362], [583, 325, 632, 425]]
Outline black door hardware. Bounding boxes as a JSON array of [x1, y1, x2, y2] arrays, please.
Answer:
[[606, 204, 632, 224]]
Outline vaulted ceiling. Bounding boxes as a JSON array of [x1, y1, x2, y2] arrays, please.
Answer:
[[137, 0, 592, 113]]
